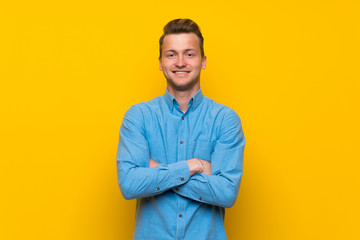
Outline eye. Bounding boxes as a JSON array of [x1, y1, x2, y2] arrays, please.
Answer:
[[185, 52, 196, 57], [166, 53, 175, 58]]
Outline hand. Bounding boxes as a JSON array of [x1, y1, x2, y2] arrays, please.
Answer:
[[187, 158, 211, 176], [199, 159, 211, 175], [149, 158, 159, 168], [186, 158, 202, 176]]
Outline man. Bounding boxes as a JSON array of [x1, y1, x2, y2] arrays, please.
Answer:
[[117, 18, 245, 240]]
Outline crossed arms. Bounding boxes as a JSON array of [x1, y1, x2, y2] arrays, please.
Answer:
[[116, 105, 245, 208], [149, 158, 212, 176]]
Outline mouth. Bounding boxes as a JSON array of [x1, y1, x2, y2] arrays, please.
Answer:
[[172, 70, 191, 76]]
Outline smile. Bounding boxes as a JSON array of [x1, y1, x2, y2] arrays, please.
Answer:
[[172, 71, 190, 74]]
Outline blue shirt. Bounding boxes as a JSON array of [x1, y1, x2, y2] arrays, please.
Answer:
[[117, 88, 245, 240]]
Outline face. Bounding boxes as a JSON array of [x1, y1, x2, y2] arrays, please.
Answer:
[[159, 33, 206, 92]]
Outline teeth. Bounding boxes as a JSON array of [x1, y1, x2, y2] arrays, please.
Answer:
[[175, 71, 187, 73]]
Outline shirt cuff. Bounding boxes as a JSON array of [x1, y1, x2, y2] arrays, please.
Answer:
[[159, 160, 190, 186]]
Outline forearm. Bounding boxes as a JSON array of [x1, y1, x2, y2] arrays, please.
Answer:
[[174, 172, 242, 208], [118, 160, 191, 200], [174, 138, 244, 208], [118, 158, 204, 200], [150, 158, 204, 176]]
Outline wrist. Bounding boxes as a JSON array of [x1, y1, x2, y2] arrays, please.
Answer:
[[198, 159, 204, 173]]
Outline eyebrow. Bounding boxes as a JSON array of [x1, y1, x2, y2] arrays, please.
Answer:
[[164, 49, 198, 53]]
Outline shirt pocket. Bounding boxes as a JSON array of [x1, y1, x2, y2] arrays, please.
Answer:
[[189, 141, 216, 161]]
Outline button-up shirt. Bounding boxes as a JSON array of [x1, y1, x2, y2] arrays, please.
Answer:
[[117, 88, 245, 240]]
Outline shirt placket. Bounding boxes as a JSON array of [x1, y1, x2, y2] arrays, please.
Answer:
[[175, 103, 188, 240]]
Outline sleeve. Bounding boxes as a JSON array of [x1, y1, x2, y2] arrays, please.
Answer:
[[116, 105, 191, 200], [174, 109, 245, 208]]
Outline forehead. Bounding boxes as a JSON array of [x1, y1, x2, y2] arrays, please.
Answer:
[[162, 33, 201, 52]]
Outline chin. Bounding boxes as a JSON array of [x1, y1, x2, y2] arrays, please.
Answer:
[[167, 79, 199, 92]]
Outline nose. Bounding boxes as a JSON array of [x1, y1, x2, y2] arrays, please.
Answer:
[[175, 56, 187, 68]]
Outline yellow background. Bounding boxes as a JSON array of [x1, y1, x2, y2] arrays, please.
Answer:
[[1, 0, 359, 239]]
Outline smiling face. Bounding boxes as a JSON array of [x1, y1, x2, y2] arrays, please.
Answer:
[[159, 33, 207, 93]]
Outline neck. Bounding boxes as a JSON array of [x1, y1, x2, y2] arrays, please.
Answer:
[[168, 86, 200, 113]]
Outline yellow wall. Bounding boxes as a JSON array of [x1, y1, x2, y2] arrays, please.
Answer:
[[1, 0, 359, 239]]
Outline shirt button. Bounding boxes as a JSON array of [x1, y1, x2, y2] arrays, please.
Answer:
[[179, 214, 182, 218], [180, 141, 183, 144], [157, 187, 160, 190], [199, 197, 202, 200], [175, 187, 179, 191], [181, 177, 184, 181], [181, 116, 184, 120]]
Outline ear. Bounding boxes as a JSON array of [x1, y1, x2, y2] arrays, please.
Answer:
[[159, 58, 163, 71], [201, 56, 207, 69]]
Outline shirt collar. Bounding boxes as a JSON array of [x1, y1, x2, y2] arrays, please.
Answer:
[[164, 88, 204, 112]]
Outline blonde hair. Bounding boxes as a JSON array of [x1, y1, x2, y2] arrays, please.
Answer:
[[159, 19, 204, 58]]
